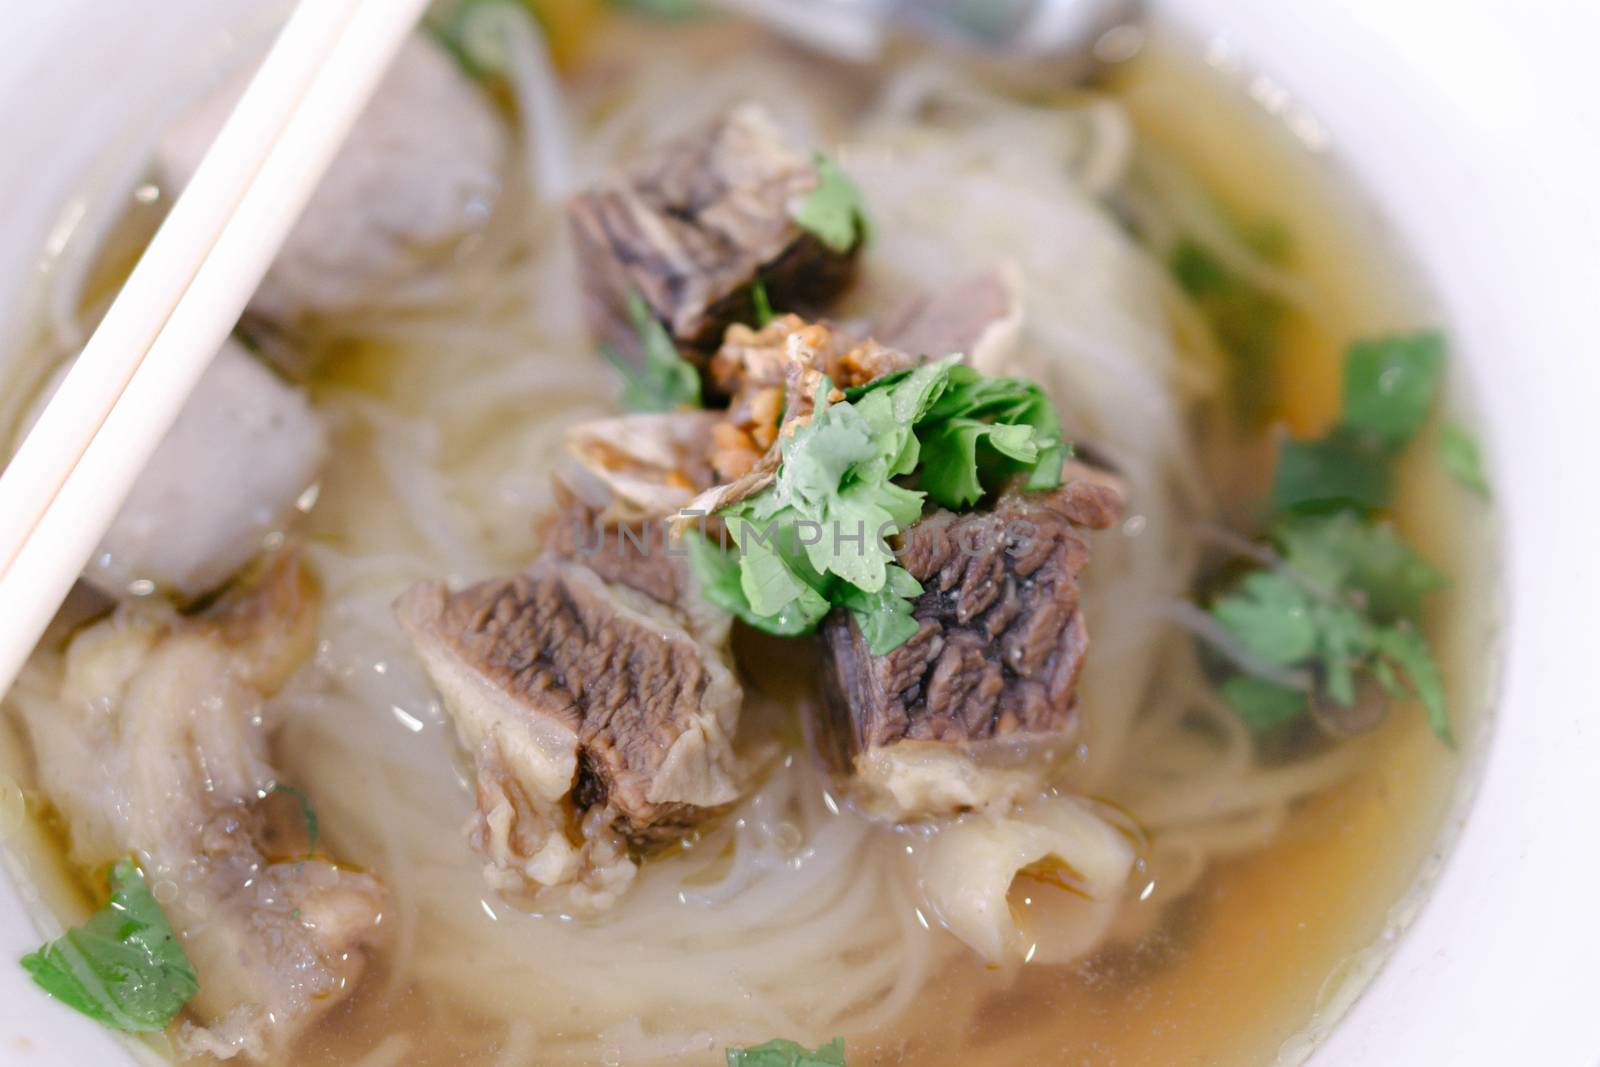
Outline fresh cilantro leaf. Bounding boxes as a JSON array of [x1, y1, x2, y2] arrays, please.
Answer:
[[1340, 332, 1446, 448], [1274, 513, 1447, 623], [686, 532, 824, 637], [1269, 330, 1450, 520], [1312, 599, 1373, 707], [795, 154, 867, 254], [1220, 674, 1308, 730], [1208, 514, 1450, 742], [1270, 429, 1391, 516], [724, 375, 924, 600], [727, 1037, 847, 1067], [1211, 572, 1320, 666], [604, 292, 701, 413], [730, 514, 837, 623], [916, 366, 1066, 508], [1211, 571, 1369, 722], [700, 359, 1068, 652], [750, 277, 775, 328], [1214, 330, 1453, 742], [1372, 624, 1451, 744], [21, 860, 198, 1033], [1439, 424, 1490, 498], [836, 565, 924, 654]]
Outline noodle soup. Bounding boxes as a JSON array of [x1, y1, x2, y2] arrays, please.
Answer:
[[0, 8, 1494, 1067]]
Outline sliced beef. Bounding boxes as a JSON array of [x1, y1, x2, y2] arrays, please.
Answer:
[[541, 498, 685, 608], [818, 478, 1123, 819], [396, 531, 741, 910], [568, 104, 860, 362]]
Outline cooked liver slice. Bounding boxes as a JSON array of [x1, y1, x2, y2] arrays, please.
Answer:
[[396, 530, 742, 907], [817, 479, 1122, 818], [568, 103, 859, 361]]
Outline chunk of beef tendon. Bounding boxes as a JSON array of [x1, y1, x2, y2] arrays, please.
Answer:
[[817, 477, 1124, 820], [17, 551, 387, 1060], [396, 539, 742, 912], [568, 103, 860, 363]]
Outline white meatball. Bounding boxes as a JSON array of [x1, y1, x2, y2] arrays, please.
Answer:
[[158, 35, 508, 323], [82, 338, 326, 599]]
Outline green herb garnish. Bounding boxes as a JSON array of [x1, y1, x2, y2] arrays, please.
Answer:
[[1210, 329, 1457, 743], [1219, 674, 1308, 731], [690, 357, 1064, 653], [795, 154, 868, 254], [20, 860, 198, 1033], [1272, 331, 1445, 516], [1439, 424, 1490, 497], [1274, 512, 1447, 622], [750, 277, 776, 328], [1210, 513, 1451, 742], [1340, 332, 1447, 449], [917, 366, 1067, 508], [726, 1037, 847, 1067], [602, 292, 702, 413], [427, 0, 520, 80], [1271, 429, 1393, 515]]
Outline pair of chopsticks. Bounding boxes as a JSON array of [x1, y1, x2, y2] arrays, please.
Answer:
[[0, 0, 432, 698]]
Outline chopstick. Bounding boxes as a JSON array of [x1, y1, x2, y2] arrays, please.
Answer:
[[0, 0, 431, 698]]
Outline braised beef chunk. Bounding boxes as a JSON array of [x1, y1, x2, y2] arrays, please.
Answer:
[[818, 479, 1122, 818], [18, 552, 387, 1056], [541, 497, 685, 605], [396, 532, 741, 908], [568, 104, 860, 360]]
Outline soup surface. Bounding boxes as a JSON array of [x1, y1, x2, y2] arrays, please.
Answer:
[[0, 9, 1495, 1067]]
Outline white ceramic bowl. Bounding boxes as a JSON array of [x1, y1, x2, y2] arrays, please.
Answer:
[[1, 2, 1597, 1064]]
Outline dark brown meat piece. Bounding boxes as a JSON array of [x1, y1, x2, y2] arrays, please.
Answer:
[[817, 478, 1123, 818], [396, 526, 741, 909], [541, 497, 684, 605], [568, 104, 859, 362]]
